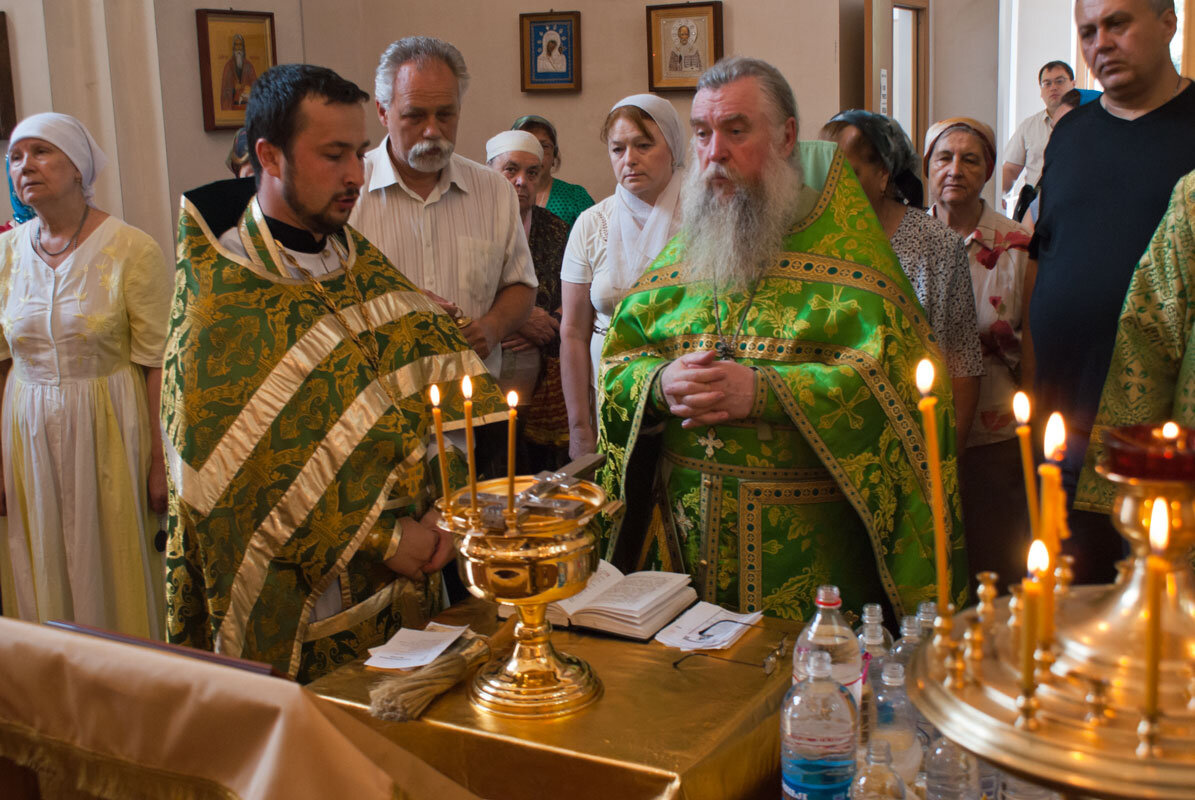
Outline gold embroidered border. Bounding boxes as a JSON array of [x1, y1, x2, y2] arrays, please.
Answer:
[[621, 257, 933, 349], [662, 449, 832, 482], [303, 581, 402, 645], [217, 385, 394, 658], [789, 147, 843, 234], [698, 474, 722, 603], [177, 335, 484, 516], [758, 367, 905, 616], [736, 480, 844, 613]]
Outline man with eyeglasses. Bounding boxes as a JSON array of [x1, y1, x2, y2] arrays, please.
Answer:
[[1001, 60, 1075, 222]]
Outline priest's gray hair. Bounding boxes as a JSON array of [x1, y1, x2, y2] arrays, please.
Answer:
[[375, 36, 471, 108], [697, 57, 799, 163]]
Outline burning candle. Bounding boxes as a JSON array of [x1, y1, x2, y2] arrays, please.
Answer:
[[916, 358, 949, 611], [429, 385, 452, 514], [1037, 413, 1066, 644], [1013, 392, 1039, 541], [1022, 541, 1047, 692], [462, 375, 477, 513], [1144, 496, 1169, 719], [507, 391, 518, 512]]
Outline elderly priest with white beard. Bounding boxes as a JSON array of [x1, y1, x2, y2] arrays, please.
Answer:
[[598, 57, 965, 623]]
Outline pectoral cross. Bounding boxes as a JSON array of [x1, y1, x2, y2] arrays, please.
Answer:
[[714, 339, 734, 360]]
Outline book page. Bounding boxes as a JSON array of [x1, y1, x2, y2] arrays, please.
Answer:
[[583, 571, 690, 615], [555, 559, 625, 617]]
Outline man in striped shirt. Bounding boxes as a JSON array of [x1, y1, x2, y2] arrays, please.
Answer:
[[350, 36, 537, 380]]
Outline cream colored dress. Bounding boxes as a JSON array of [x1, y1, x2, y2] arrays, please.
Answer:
[[0, 217, 171, 638]]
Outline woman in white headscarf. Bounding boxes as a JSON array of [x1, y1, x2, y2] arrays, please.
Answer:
[[0, 113, 172, 639], [559, 94, 684, 458]]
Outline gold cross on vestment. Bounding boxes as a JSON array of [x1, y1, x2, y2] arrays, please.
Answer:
[[696, 428, 724, 458]]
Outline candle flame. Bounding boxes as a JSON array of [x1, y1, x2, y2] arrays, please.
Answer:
[[915, 359, 935, 396], [1044, 412, 1066, 461], [507, 390, 518, 408], [1013, 391, 1030, 425], [462, 375, 472, 399], [1162, 421, 1180, 440], [1150, 496, 1170, 551], [429, 384, 440, 407], [1028, 539, 1050, 576]]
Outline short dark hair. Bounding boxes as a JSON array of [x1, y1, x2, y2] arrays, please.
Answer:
[[244, 64, 369, 179], [1038, 61, 1074, 83]]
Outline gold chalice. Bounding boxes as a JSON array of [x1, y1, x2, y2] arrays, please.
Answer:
[[439, 474, 611, 718]]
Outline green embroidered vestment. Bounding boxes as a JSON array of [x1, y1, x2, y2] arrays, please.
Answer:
[[598, 143, 967, 622], [1077, 170, 1195, 513], [163, 186, 504, 681]]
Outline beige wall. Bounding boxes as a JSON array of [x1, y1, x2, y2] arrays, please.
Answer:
[[153, 0, 307, 240], [3, 0, 1011, 244], [352, 0, 842, 201], [930, 0, 1000, 203]]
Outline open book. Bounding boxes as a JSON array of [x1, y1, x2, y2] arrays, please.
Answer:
[[499, 560, 698, 640]]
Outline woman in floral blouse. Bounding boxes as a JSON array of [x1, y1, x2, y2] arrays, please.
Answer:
[[925, 116, 1035, 589]]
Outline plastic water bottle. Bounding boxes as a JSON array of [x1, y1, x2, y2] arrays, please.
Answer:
[[794, 585, 865, 706], [917, 602, 938, 640], [999, 772, 1061, 800], [886, 616, 923, 670], [870, 663, 922, 786], [855, 603, 894, 650], [924, 736, 980, 800], [856, 623, 889, 756], [781, 651, 858, 800], [850, 740, 907, 799]]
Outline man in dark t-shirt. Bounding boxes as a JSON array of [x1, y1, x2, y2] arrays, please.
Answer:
[[1031, 0, 1194, 582]]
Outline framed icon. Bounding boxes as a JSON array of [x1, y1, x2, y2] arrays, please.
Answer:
[[646, 2, 723, 92], [520, 11, 582, 93], [196, 9, 277, 131]]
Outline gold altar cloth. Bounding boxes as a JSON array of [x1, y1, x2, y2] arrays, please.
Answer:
[[308, 598, 799, 800], [0, 617, 479, 800]]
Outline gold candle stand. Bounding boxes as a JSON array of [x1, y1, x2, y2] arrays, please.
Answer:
[[906, 467, 1195, 799], [439, 475, 614, 719]]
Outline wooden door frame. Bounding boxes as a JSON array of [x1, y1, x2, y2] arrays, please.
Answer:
[[865, 0, 930, 149]]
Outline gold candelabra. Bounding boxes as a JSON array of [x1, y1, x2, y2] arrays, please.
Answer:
[[907, 463, 1195, 798], [439, 473, 614, 719]]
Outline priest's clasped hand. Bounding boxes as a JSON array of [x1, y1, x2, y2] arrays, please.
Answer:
[[384, 510, 457, 580], [659, 350, 755, 429]]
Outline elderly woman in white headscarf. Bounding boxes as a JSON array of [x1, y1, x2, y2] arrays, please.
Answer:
[[0, 113, 172, 639], [559, 94, 685, 458]]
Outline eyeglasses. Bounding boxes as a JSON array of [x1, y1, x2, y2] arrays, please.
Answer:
[[671, 632, 793, 675]]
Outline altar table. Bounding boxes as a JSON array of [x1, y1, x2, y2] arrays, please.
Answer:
[[308, 597, 800, 800]]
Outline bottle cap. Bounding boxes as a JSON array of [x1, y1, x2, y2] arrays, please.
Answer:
[[806, 650, 832, 678], [882, 662, 905, 686], [814, 585, 842, 608], [917, 601, 937, 622], [862, 602, 882, 623], [868, 739, 893, 765]]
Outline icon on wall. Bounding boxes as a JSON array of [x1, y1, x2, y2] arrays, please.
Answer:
[[646, 2, 723, 92], [520, 11, 582, 93], [196, 9, 277, 131]]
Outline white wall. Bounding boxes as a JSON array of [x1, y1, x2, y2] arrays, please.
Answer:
[[353, 0, 842, 201]]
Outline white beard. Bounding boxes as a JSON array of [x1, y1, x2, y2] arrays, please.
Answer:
[[679, 146, 804, 292], [408, 137, 454, 173]]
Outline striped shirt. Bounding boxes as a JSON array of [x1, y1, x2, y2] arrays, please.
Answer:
[[349, 138, 537, 374]]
